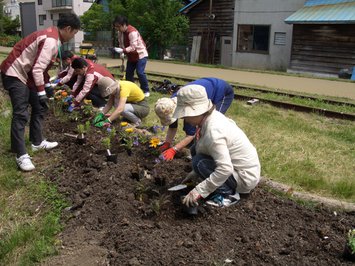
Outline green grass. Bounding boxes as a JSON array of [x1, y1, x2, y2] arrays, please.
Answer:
[[0, 92, 66, 265]]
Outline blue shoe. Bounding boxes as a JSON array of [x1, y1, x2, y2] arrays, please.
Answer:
[[206, 194, 224, 207], [206, 193, 240, 207]]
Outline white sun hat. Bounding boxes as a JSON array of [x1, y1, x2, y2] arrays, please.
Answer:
[[172, 85, 213, 119]]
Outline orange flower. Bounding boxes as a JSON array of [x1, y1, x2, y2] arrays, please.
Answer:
[[61, 91, 68, 97]]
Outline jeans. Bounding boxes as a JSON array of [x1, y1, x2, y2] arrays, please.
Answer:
[[2, 74, 45, 157], [191, 149, 237, 197], [126, 57, 149, 93]]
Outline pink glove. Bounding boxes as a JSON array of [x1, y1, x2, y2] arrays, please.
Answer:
[[159, 142, 171, 153], [162, 147, 177, 161], [182, 188, 202, 207]]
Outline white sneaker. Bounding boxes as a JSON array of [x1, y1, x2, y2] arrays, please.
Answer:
[[144, 92, 150, 97], [32, 140, 58, 152], [16, 154, 35, 171]]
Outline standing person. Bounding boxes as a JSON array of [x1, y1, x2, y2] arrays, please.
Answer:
[[171, 86, 261, 207], [0, 12, 81, 172], [154, 77, 234, 161], [69, 58, 112, 109], [113, 15, 150, 97], [92, 77, 149, 127]]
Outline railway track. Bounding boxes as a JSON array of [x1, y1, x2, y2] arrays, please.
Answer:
[[112, 71, 355, 121]]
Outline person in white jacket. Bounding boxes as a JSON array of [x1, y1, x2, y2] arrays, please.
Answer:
[[172, 86, 261, 207]]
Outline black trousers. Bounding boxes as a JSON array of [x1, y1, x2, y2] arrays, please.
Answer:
[[2, 74, 46, 157]]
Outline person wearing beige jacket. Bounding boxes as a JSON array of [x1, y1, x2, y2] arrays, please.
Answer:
[[172, 86, 261, 207]]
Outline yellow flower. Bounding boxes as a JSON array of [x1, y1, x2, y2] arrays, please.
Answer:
[[149, 137, 160, 148], [121, 122, 128, 127], [125, 128, 134, 133], [83, 99, 92, 105]]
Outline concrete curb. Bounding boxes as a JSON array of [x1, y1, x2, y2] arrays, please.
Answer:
[[261, 178, 355, 212]]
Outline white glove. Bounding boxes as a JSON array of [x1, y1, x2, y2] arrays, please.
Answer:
[[114, 47, 123, 53], [182, 188, 201, 207]]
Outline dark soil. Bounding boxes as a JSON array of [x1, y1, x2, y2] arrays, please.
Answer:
[[41, 111, 355, 266]]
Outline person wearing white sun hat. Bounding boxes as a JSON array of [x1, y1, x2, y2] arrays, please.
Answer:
[[172, 86, 261, 208], [154, 77, 234, 161]]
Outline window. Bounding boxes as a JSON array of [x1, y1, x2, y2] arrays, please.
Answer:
[[52, 0, 72, 7], [237, 25, 270, 53], [38, 0, 42, 5], [274, 32, 286, 46], [39, 15, 46, 26]]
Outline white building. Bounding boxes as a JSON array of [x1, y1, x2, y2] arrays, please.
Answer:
[[35, 0, 94, 51], [3, 0, 33, 20]]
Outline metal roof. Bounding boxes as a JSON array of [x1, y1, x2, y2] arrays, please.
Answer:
[[305, 0, 355, 6], [285, 1, 355, 24], [179, 0, 203, 14]]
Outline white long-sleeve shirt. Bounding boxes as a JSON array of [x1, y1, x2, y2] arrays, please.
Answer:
[[195, 110, 261, 197]]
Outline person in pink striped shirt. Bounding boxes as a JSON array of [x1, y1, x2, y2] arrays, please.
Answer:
[[0, 13, 80, 172], [113, 16, 150, 97]]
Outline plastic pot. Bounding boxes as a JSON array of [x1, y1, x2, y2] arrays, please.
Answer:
[[76, 134, 86, 145], [343, 243, 355, 262]]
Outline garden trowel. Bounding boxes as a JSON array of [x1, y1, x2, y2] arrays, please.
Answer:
[[168, 184, 187, 191]]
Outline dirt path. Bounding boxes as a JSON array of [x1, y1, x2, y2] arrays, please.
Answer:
[[100, 58, 355, 100], [0, 46, 354, 99]]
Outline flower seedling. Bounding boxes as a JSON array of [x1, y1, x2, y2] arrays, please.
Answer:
[[82, 103, 94, 117], [102, 136, 117, 163], [76, 124, 86, 144], [119, 129, 135, 156], [347, 229, 355, 254], [343, 229, 355, 261]]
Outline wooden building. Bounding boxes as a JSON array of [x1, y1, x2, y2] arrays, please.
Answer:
[[285, 0, 355, 76], [180, 0, 235, 65]]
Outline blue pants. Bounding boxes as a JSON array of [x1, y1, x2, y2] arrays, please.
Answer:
[[126, 57, 149, 93], [191, 148, 237, 197], [215, 84, 234, 114], [2, 74, 45, 157]]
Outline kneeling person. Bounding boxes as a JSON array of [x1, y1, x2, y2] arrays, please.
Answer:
[[93, 77, 150, 127]]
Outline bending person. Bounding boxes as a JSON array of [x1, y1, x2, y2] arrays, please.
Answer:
[[154, 77, 234, 161], [92, 77, 149, 127]]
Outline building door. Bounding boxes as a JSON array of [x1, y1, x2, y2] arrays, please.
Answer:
[[221, 36, 232, 67]]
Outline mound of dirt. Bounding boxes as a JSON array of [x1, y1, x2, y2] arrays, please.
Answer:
[[41, 112, 354, 266]]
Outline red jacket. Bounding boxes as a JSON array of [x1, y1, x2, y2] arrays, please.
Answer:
[[118, 25, 148, 62], [72, 60, 114, 103], [0, 26, 60, 94]]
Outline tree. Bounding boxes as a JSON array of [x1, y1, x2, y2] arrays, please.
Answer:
[[3, 15, 20, 35], [126, 0, 189, 59], [80, 3, 112, 38]]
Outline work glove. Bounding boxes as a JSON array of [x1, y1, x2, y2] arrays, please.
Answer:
[[182, 188, 202, 207], [68, 100, 80, 112], [158, 142, 171, 153], [63, 95, 73, 104], [92, 112, 106, 125], [114, 47, 123, 53], [45, 83, 54, 98], [95, 118, 111, 128], [162, 147, 177, 161], [38, 93, 49, 109]]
